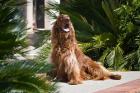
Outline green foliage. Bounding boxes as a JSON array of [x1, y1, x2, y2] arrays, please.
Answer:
[[32, 31, 55, 75], [0, 61, 56, 93], [0, 0, 27, 59], [46, 0, 140, 70], [100, 44, 126, 70], [114, 0, 140, 71], [32, 30, 51, 48], [33, 31, 51, 63], [35, 43, 51, 63]]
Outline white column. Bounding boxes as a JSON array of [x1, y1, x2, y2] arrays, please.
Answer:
[[45, 0, 52, 30], [44, 0, 60, 30], [26, 0, 34, 34]]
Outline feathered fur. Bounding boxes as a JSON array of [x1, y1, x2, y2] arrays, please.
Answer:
[[50, 14, 121, 85]]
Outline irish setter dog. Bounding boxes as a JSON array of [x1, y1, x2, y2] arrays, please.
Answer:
[[50, 14, 121, 85]]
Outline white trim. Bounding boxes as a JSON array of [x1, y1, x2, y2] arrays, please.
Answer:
[[26, 0, 34, 34], [45, 0, 52, 30]]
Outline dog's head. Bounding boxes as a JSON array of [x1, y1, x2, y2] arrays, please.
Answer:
[[52, 14, 76, 45], [55, 14, 71, 33]]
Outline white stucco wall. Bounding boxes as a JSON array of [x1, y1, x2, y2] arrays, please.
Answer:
[[26, 0, 34, 34], [45, 0, 60, 30], [26, 0, 60, 33]]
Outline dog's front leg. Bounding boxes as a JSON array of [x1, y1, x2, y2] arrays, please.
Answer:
[[64, 51, 82, 85], [68, 68, 82, 85], [56, 63, 68, 82]]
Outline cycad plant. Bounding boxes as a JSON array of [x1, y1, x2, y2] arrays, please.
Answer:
[[0, 0, 27, 59], [0, 0, 57, 92], [46, 0, 140, 70], [0, 60, 56, 93]]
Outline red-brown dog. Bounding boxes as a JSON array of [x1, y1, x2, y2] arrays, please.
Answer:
[[50, 14, 121, 85]]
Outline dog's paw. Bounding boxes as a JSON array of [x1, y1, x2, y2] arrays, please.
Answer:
[[68, 80, 82, 85]]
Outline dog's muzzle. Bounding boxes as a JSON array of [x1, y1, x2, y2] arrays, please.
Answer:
[[63, 24, 70, 32], [58, 24, 70, 32]]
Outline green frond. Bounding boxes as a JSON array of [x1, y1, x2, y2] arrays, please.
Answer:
[[105, 44, 126, 70], [0, 0, 27, 59], [0, 61, 56, 93]]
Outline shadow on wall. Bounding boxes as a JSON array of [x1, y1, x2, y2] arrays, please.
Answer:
[[28, 30, 50, 48]]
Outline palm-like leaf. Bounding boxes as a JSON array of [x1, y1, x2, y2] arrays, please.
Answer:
[[105, 44, 126, 70], [0, 0, 27, 59], [0, 61, 56, 93]]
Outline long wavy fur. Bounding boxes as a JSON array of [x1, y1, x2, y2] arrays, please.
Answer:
[[50, 14, 121, 85]]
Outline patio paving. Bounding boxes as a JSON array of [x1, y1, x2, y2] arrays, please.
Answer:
[[94, 79, 140, 93], [56, 71, 140, 93]]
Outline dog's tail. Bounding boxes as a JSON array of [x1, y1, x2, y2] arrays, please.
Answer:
[[99, 64, 121, 80], [109, 74, 121, 80]]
